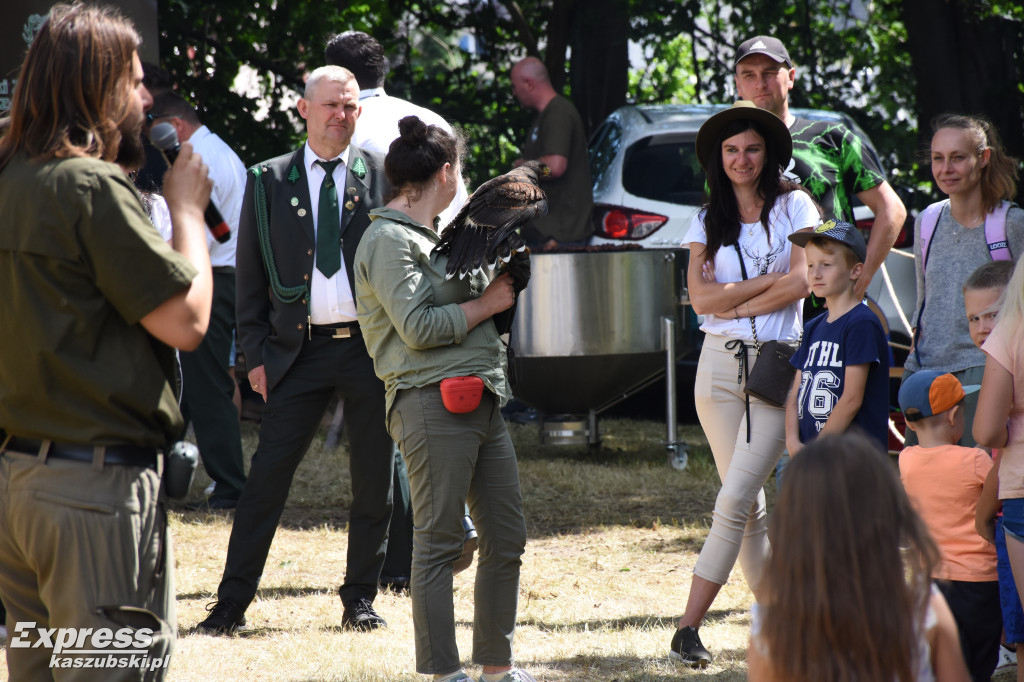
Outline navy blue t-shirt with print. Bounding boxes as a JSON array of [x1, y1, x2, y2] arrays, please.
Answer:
[[790, 303, 890, 450]]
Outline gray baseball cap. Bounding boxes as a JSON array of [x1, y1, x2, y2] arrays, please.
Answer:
[[734, 36, 792, 68]]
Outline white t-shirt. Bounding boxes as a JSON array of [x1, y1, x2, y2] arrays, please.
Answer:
[[683, 190, 819, 342], [188, 125, 247, 267], [146, 193, 173, 242]]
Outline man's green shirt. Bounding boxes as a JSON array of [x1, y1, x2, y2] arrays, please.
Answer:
[[0, 154, 197, 445]]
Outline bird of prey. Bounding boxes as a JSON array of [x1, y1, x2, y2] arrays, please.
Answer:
[[433, 160, 548, 291]]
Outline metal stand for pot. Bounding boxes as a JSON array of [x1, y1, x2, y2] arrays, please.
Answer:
[[539, 411, 600, 449], [664, 316, 689, 470]]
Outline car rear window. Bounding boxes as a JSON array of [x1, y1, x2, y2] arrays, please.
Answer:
[[589, 121, 622, 190], [623, 134, 705, 206]]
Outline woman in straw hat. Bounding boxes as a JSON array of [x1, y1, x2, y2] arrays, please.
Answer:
[[668, 101, 820, 667]]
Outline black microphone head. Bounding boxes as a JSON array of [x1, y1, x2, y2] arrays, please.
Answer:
[[149, 122, 179, 151]]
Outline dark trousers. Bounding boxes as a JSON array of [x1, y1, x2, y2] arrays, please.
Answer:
[[381, 450, 414, 579], [937, 579, 1002, 682], [217, 333, 395, 608], [180, 270, 245, 501]]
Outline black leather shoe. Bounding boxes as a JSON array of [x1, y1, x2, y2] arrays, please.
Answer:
[[196, 598, 246, 635], [378, 575, 410, 592], [341, 598, 387, 630], [669, 625, 712, 667]]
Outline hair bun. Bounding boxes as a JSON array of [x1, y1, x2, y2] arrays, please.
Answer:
[[398, 115, 428, 144]]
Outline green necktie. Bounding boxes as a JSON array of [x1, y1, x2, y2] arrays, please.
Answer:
[[315, 159, 342, 278]]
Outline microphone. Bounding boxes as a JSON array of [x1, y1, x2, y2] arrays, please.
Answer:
[[148, 122, 231, 244]]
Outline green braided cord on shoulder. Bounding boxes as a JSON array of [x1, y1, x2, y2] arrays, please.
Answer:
[[249, 165, 308, 304]]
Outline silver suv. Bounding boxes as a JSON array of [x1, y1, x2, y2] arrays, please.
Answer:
[[587, 103, 916, 353]]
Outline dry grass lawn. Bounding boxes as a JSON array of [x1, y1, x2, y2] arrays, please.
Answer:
[[159, 418, 759, 681], [9, 416, 1006, 681]]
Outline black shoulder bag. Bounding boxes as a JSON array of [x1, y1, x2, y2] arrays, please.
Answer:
[[732, 243, 797, 409]]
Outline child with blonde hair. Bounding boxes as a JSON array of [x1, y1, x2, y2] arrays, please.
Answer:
[[976, 257, 1024, 679]]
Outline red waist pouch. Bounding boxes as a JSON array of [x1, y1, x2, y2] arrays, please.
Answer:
[[439, 376, 485, 413]]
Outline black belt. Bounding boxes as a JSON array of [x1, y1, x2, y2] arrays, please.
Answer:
[[3, 437, 160, 469], [310, 322, 360, 339]]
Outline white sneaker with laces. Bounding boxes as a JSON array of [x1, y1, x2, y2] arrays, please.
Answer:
[[995, 644, 1017, 675], [479, 670, 538, 682]]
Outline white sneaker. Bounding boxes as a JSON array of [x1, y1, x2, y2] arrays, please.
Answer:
[[479, 671, 537, 682], [995, 644, 1017, 675]]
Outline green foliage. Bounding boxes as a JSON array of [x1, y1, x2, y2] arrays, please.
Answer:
[[158, 0, 534, 183], [156, 0, 1022, 201], [628, 34, 698, 104]]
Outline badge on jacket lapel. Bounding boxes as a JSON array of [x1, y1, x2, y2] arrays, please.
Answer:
[[287, 165, 301, 184], [351, 157, 367, 179]]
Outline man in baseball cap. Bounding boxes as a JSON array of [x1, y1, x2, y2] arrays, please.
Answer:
[[732, 34, 905, 303]]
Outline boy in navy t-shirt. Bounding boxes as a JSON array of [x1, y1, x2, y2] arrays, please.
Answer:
[[785, 220, 891, 453]]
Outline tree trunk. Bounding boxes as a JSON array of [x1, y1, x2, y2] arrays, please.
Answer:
[[568, 0, 630, 134], [903, 0, 1024, 203], [545, 0, 574, 92]]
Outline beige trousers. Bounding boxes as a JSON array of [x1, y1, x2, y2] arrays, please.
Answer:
[[692, 334, 788, 591], [0, 452, 174, 681]]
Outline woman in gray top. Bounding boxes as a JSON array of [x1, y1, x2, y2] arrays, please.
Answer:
[[354, 116, 536, 682], [905, 114, 1023, 447]]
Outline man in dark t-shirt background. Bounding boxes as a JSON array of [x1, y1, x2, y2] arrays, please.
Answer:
[[733, 35, 907, 302], [511, 57, 593, 248]]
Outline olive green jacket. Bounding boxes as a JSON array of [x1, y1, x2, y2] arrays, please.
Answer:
[[354, 208, 511, 415]]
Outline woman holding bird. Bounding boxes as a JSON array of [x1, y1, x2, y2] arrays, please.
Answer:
[[353, 115, 536, 682]]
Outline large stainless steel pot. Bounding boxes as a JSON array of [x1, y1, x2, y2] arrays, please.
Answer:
[[509, 249, 688, 415]]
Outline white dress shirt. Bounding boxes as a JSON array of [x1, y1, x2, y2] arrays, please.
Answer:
[[303, 142, 358, 323]]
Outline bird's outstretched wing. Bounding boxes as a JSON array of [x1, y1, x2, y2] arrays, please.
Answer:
[[435, 163, 548, 280]]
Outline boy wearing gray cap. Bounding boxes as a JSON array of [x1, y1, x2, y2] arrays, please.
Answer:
[[785, 220, 890, 453]]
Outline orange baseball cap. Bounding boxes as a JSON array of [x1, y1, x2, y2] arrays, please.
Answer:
[[898, 371, 980, 422]]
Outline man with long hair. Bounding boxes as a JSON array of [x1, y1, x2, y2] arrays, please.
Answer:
[[0, 4, 213, 679]]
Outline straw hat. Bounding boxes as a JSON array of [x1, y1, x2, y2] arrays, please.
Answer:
[[695, 100, 792, 173]]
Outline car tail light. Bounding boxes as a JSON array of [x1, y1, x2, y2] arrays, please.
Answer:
[[594, 206, 668, 240], [856, 217, 911, 248]]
